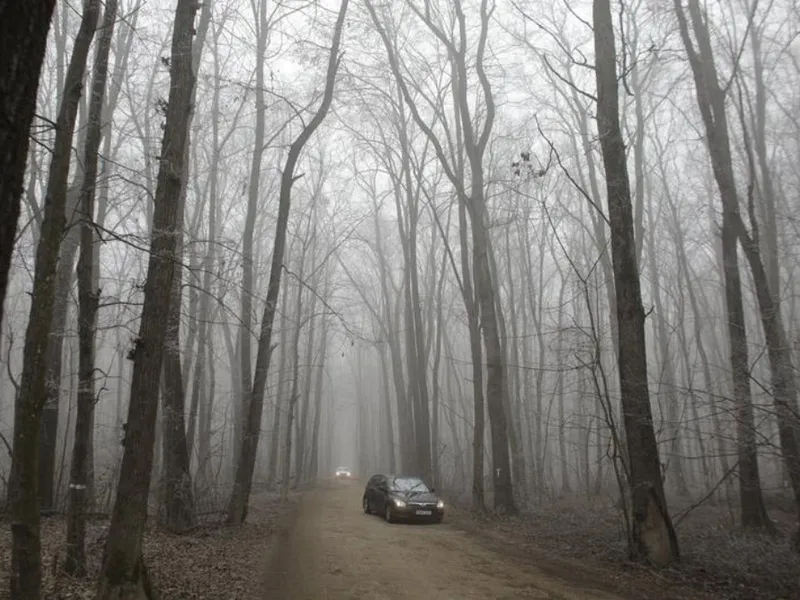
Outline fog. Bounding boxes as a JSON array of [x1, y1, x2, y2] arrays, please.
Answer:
[[2, 0, 800, 596]]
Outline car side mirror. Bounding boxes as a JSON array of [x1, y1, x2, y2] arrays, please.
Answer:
[[430, 487, 436, 493]]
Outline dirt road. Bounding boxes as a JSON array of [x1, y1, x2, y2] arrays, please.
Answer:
[[261, 480, 623, 600]]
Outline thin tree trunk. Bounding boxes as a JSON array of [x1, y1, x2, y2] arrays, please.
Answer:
[[97, 0, 198, 593], [283, 283, 304, 498], [593, 0, 678, 564], [237, 0, 269, 464], [39, 188, 81, 514], [226, 1, 348, 524], [64, 0, 117, 575], [266, 281, 291, 488], [675, 0, 781, 533], [8, 2, 99, 595], [308, 305, 330, 480], [555, 271, 571, 495], [646, 191, 689, 498]]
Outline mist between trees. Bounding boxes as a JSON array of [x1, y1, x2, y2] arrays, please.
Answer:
[[1, 0, 800, 597]]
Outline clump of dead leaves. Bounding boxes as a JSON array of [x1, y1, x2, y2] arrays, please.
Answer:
[[0, 492, 297, 599]]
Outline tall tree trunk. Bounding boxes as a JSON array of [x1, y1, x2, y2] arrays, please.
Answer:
[[160, 245, 195, 532], [646, 193, 690, 498], [593, 0, 678, 564], [97, 0, 198, 594], [64, 0, 117, 575], [397, 94, 432, 479], [283, 283, 304, 498], [198, 321, 216, 489], [0, 0, 57, 328], [237, 0, 269, 465], [226, 0, 348, 524], [663, 156, 734, 503], [430, 235, 447, 487], [266, 281, 291, 488], [363, 185, 413, 472], [490, 239, 526, 499], [308, 306, 330, 480], [8, 1, 99, 595], [159, 0, 211, 534], [293, 213, 319, 486], [460, 201, 486, 512], [39, 188, 81, 514], [675, 0, 785, 533], [367, 0, 515, 513], [555, 270, 571, 495], [377, 341, 397, 473]]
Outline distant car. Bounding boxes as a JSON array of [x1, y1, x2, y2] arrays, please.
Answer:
[[362, 474, 444, 523], [335, 466, 353, 479]]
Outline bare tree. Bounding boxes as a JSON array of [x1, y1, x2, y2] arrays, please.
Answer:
[[0, 1, 57, 327], [365, 0, 516, 513], [593, 0, 679, 564], [8, 1, 100, 595], [96, 0, 199, 594], [675, 0, 800, 541], [64, 0, 119, 576], [226, 0, 349, 525], [238, 0, 271, 463], [159, 0, 212, 535]]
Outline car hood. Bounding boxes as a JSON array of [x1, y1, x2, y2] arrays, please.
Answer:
[[391, 491, 439, 504]]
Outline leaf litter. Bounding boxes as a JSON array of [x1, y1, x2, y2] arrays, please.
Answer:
[[0, 491, 298, 599]]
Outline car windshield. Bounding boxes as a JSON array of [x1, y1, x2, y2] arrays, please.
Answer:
[[336, 466, 349, 471], [390, 477, 428, 492]]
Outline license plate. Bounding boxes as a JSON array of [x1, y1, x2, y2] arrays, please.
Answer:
[[416, 510, 432, 516]]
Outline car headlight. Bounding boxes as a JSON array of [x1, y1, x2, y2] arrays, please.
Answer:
[[436, 500, 444, 509], [393, 499, 406, 508]]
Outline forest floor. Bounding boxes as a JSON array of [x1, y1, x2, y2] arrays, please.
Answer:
[[0, 489, 299, 599], [2, 482, 797, 598], [450, 491, 800, 600]]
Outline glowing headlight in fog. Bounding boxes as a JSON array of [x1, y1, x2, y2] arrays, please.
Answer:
[[437, 500, 444, 509], [393, 499, 406, 508]]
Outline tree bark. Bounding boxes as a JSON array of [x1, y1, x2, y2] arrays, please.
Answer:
[[8, 1, 99, 595], [593, 0, 679, 564], [64, 0, 117, 576], [39, 188, 81, 514], [96, 0, 199, 594], [0, 0, 57, 329], [158, 0, 210, 533]]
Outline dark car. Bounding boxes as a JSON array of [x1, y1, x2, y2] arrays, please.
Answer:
[[362, 474, 444, 523]]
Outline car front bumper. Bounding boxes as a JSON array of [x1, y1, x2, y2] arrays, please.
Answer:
[[391, 503, 444, 521]]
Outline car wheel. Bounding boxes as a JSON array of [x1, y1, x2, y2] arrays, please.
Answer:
[[384, 504, 394, 523], [363, 496, 371, 514]]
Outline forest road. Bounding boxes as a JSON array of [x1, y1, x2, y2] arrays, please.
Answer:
[[260, 479, 623, 600]]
